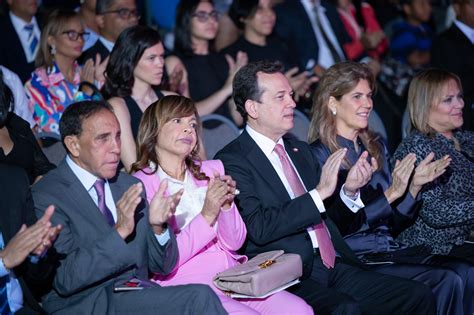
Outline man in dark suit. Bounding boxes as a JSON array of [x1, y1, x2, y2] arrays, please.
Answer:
[[0, 0, 41, 82], [80, 0, 139, 65], [215, 61, 436, 314], [431, 0, 474, 131], [273, 0, 349, 76], [32, 101, 226, 314], [0, 164, 61, 315]]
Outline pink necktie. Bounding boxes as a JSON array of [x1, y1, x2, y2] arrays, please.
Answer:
[[274, 144, 336, 268], [93, 179, 115, 226]]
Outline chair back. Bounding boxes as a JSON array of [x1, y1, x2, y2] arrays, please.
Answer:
[[35, 132, 66, 166], [286, 109, 310, 142], [201, 114, 240, 160], [401, 109, 410, 139], [368, 110, 388, 141]]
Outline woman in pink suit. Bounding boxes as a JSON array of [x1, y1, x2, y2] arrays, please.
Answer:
[[132, 95, 312, 315]]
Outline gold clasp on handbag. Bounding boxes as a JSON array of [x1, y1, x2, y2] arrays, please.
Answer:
[[258, 259, 275, 269]]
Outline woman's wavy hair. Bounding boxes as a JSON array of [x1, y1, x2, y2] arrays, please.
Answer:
[[36, 9, 81, 68], [103, 25, 162, 98], [407, 69, 462, 136], [308, 61, 383, 169], [174, 0, 215, 57], [131, 95, 208, 181]]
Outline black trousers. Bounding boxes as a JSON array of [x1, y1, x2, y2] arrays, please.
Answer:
[[424, 250, 474, 315], [288, 255, 436, 315], [371, 262, 463, 315]]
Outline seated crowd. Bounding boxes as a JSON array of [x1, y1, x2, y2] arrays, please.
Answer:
[[0, 0, 473, 314]]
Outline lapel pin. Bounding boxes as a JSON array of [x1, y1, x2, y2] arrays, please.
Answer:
[[293, 148, 299, 152]]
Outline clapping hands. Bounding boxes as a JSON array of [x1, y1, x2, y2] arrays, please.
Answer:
[[344, 151, 378, 197], [201, 172, 237, 226]]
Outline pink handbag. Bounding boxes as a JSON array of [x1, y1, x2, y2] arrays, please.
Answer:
[[213, 250, 302, 297]]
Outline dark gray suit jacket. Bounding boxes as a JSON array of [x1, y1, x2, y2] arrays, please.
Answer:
[[32, 160, 178, 314]]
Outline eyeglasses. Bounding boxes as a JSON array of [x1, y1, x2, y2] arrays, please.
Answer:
[[101, 8, 140, 20], [191, 10, 219, 23], [62, 30, 90, 41]]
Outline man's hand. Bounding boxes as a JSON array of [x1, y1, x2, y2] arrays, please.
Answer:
[[344, 151, 378, 197], [0, 205, 60, 269], [115, 183, 143, 240], [384, 153, 416, 203], [149, 180, 183, 234], [409, 153, 451, 197], [316, 148, 347, 200], [31, 205, 62, 256]]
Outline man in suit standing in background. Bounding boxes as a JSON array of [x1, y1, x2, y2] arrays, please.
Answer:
[[431, 0, 474, 131], [32, 100, 226, 314], [0, 0, 41, 83], [273, 0, 349, 77], [80, 0, 139, 65], [0, 164, 61, 315], [215, 61, 436, 315]]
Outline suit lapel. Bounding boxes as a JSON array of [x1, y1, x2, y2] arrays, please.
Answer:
[[239, 131, 291, 201], [57, 161, 115, 232]]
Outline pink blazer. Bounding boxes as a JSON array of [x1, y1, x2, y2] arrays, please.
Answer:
[[134, 160, 248, 276]]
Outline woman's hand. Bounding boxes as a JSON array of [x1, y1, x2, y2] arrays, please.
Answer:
[[344, 151, 378, 197], [220, 174, 238, 210], [149, 180, 183, 234], [223, 51, 248, 95], [409, 153, 451, 197], [385, 153, 416, 203], [80, 59, 95, 84], [94, 54, 109, 85], [285, 67, 319, 98], [201, 174, 231, 226]]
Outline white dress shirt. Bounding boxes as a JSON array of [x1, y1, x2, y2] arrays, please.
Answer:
[[9, 12, 40, 63], [66, 156, 170, 244], [454, 19, 474, 44], [301, 0, 345, 69], [1, 65, 35, 126], [0, 233, 23, 313], [246, 126, 363, 248]]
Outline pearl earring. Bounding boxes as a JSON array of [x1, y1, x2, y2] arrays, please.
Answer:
[[331, 109, 336, 116]]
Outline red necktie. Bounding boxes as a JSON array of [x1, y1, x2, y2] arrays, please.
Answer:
[[274, 144, 336, 268]]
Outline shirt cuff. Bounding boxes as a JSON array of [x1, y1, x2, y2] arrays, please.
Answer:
[[0, 257, 9, 277], [340, 184, 364, 213], [155, 228, 171, 246], [309, 189, 326, 213]]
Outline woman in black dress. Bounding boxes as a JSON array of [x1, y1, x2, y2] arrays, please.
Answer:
[[104, 26, 174, 172], [0, 69, 54, 184]]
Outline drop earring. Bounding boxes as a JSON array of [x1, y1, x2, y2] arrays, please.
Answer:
[[51, 44, 56, 56]]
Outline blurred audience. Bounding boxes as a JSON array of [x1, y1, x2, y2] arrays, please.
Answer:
[[0, 0, 41, 83], [77, 0, 100, 51], [1, 68, 55, 184], [335, 0, 388, 74], [431, 0, 474, 131], [25, 9, 104, 135], [0, 65, 34, 126], [170, 0, 247, 127], [224, 0, 317, 102], [132, 95, 313, 314], [80, 0, 139, 64], [273, 0, 349, 78], [103, 25, 173, 172]]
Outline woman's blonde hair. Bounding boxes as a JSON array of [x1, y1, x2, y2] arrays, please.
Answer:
[[407, 69, 462, 136], [131, 95, 207, 180], [308, 61, 382, 169], [35, 9, 81, 68]]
